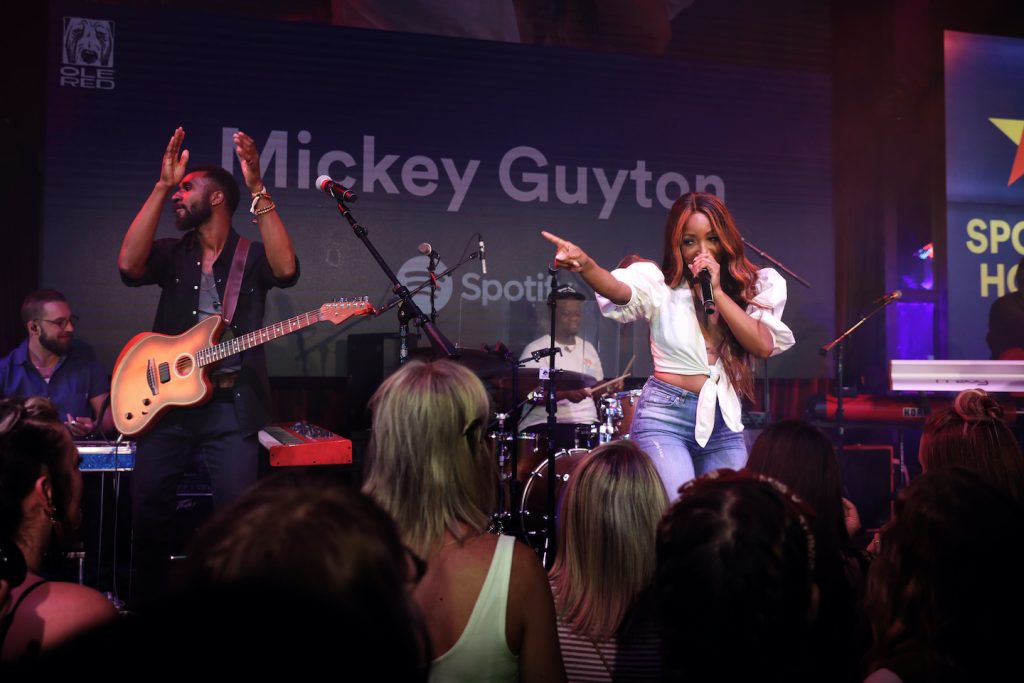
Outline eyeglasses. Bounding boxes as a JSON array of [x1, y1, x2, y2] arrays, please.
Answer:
[[35, 315, 79, 330]]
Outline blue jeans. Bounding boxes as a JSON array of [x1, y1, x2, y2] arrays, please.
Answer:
[[630, 377, 748, 500]]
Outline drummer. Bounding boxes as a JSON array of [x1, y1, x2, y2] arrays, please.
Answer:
[[519, 284, 616, 449]]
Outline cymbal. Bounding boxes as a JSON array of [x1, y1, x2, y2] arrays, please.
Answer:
[[488, 368, 597, 403]]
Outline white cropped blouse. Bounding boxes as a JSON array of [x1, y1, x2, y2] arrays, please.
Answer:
[[597, 261, 795, 446]]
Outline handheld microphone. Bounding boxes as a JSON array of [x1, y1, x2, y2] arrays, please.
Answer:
[[315, 175, 358, 203], [418, 242, 439, 259], [698, 268, 716, 316], [478, 237, 488, 275], [873, 290, 903, 305]]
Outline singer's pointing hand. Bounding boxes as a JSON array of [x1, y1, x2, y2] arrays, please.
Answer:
[[541, 230, 591, 273], [159, 127, 189, 190], [689, 250, 721, 290], [233, 131, 265, 194]]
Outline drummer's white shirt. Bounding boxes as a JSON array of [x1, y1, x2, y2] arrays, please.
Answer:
[[518, 335, 602, 431]]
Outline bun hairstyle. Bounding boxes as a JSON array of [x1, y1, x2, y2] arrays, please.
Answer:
[[952, 388, 1005, 422], [919, 389, 1024, 503]]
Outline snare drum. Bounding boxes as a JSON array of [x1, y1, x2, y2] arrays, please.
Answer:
[[612, 389, 643, 438], [519, 448, 590, 551]]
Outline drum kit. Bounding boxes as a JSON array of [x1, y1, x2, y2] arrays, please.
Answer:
[[489, 384, 643, 552], [411, 346, 641, 555]]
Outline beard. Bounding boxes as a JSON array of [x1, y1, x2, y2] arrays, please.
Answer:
[[175, 195, 214, 232], [39, 327, 73, 355]]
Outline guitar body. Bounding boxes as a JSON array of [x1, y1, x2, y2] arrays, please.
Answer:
[[111, 298, 372, 437], [111, 315, 225, 437]]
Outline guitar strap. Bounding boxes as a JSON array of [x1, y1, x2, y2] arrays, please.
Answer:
[[222, 237, 252, 325]]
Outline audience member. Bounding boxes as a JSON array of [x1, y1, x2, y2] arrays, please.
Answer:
[[918, 388, 1024, 503], [656, 470, 817, 683], [363, 359, 565, 682], [864, 468, 1024, 683], [746, 419, 870, 682], [0, 398, 115, 662], [549, 439, 666, 681], [31, 472, 429, 678]]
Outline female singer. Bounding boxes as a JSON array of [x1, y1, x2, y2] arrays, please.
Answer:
[[543, 192, 795, 498]]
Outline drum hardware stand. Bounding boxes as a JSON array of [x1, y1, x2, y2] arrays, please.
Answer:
[[488, 349, 557, 543], [590, 357, 635, 444], [540, 265, 563, 568], [490, 410, 512, 534], [742, 238, 811, 422]]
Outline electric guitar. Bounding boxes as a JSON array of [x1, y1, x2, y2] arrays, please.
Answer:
[[111, 298, 373, 436]]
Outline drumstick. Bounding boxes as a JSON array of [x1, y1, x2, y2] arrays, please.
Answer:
[[590, 354, 636, 394]]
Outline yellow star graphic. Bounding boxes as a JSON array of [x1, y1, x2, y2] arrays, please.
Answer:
[[989, 117, 1024, 186]]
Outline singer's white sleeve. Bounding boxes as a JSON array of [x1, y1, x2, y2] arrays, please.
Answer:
[[747, 268, 795, 356], [596, 261, 665, 324]]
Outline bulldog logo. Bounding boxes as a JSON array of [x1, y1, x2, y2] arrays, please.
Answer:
[[63, 17, 114, 67]]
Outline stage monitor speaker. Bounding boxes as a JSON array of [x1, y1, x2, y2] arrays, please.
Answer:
[[839, 444, 895, 532]]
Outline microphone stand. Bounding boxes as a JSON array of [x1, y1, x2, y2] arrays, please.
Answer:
[[375, 252, 483, 315], [542, 267, 560, 570], [820, 294, 900, 457], [427, 250, 439, 324], [742, 238, 811, 424], [326, 192, 457, 359]]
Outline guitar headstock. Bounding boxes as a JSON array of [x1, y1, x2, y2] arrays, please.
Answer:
[[320, 297, 375, 325]]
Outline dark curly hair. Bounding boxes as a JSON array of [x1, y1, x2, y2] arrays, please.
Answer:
[[865, 468, 1024, 680], [656, 470, 816, 682]]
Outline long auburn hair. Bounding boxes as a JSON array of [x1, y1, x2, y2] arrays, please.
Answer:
[[660, 192, 763, 398]]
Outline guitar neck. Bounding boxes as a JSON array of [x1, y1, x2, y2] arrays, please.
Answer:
[[196, 310, 322, 367]]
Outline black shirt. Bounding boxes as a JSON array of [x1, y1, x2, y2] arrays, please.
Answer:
[[120, 228, 300, 434]]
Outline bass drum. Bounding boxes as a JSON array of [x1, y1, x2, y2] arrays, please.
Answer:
[[518, 448, 590, 552]]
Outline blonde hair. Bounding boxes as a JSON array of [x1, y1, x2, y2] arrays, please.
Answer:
[[549, 440, 668, 639], [362, 360, 495, 556]]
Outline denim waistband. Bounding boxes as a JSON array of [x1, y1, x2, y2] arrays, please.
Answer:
[[645, 376, 700, 400]]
